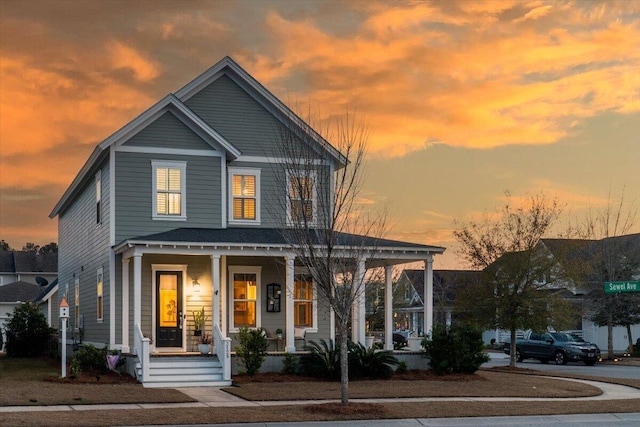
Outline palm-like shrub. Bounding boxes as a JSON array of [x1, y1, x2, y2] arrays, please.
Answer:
[[299, 339, 340, 379], [348, 341, 398, 379], [299, 339, 399, 380]]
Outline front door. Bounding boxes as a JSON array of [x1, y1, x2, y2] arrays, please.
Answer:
[[156, 271, 183, 348]]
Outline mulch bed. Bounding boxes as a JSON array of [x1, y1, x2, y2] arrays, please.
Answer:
[[43, 369, 139, 384]]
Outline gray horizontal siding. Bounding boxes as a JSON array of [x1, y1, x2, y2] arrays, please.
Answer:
[[123, 111, 212, 150], [114, 152, 222, 243], [58, 161, 111, 344], [185, 75, 286, 157]]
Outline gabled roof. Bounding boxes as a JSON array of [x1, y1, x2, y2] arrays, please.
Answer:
[[36, 278, 58, 303], [13, 252, 58, 273], [0, 252, 15, 273], [175, 56, 348, 168], [0, 252, 57, 273], [50, 56, 349, 219], [402, 269, 482, 304], [49, 94, 241, 218], [0, 281, 43, 303]]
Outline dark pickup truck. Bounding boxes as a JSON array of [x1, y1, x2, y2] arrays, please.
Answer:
[[504, 331, 601, 365]]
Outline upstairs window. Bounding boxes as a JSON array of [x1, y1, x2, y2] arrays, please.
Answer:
[[287, 172, 316, 225], [152, 161, 186, 220], [95, 172, 102, 225], [229, 168, 260, 224]]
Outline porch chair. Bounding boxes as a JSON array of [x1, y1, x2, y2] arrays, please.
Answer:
[[294, 327, 306, 349]]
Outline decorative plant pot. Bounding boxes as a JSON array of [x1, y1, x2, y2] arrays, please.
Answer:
[[365, 336, 375, 348], [198, 344, 210, 355], [276, 334, 283, 340], [408, 337, 423, 351]]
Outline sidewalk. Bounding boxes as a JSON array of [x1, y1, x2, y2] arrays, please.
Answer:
[[1, 377, 639, 413]]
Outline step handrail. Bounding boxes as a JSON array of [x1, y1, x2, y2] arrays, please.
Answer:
[[213, 322, 232, 381], [134, 323, 151, 382]]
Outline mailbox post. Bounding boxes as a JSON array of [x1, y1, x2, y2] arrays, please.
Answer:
[[59, 297, 69, 378]]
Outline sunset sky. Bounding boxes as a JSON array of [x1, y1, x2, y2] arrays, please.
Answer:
[[1, 0, 638, 268]]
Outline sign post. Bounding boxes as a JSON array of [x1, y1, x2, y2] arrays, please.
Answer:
[[604, 281, 640, 294], [59, 298, 69, 378]]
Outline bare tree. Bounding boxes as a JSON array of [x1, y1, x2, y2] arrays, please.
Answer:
[[568, 189, 639, 358], [274, 109, 387, 405], [454, 192, 565, 367]]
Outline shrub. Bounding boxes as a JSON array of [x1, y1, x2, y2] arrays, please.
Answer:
[[348, 341, 398, 379], [396, 360, 408, 374], [72, 343, 110, 374], [235, 327, 268, 376], [281, 352, 298, 375], [633, 338, 640, 357], [5, 303, 52, 357], [422, 324, 489, 375], [299, 339, 340, 379]]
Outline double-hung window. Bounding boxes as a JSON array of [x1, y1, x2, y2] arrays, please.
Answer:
[[287, 171, 316, 225], [228, 168, 260, 224], [294, 274, 316, 330], [96, 267, 103, 322], [152, 160, 186, 220], [74, 278, 80, 330], [229, 266, 261, 331], [95, 171, 102, 225]]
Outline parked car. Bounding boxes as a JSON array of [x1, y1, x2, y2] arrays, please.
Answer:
[[504, 331, 601, 366]]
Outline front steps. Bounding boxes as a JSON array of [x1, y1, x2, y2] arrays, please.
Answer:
[[135, 354, 231, 388]]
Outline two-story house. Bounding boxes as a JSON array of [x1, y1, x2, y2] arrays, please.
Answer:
[[49, 56, 444, 387]]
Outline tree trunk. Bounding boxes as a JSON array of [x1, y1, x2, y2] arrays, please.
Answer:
[[339, 328, 349, 405], [607, 312, 614, 359], [509, 328, 517, 368], [626, 324, 633, 355]]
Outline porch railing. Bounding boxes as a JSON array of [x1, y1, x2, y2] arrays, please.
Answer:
[[134, 323, 151, 382], [213, 322, 232, 381]]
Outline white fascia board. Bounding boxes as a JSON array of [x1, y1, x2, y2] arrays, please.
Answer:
[[49, 146, 106, 218], [39, 284, 59, 302]]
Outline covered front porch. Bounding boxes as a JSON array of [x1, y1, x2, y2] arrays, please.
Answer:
[[112, 228, 444, 387]]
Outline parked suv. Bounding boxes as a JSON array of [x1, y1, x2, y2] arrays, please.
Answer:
[[504, 331, 601, 365]]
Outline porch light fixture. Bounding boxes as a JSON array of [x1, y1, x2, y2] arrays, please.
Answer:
[[192, 278, 201, 292]]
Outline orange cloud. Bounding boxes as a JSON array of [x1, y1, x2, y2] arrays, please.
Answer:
[[108, 41, 161, 82]]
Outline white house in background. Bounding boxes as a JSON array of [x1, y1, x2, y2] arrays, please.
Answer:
[[49, 56, 445, 387], [0, 251, 57, 287]]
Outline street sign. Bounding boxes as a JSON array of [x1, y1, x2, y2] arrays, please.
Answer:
[[604, 281, 640, 293]]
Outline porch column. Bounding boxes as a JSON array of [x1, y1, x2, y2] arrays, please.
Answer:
[[384, 266, 393, 350], [423, 256, 433, 337], [122, 258, 130, 352], [211, 254, 220, 333], [352, 257, 366, 345], [285, 256, 295, 352], [220, 255, 227, 334], [133, 254, 142, 332]]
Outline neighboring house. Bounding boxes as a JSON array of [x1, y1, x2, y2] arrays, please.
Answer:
[[483, 234, 640, 351], [0, 279, 58, 351], [49, 56, 444, 387], [0, 251, 58, 287], [391, 269, 481, 336]]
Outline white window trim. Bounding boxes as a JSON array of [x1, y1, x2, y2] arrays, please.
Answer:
[[228, 266, 262, 332], [96, 267, 104, 323], [294, 270, 318, 333], [151, 160, 187, 220], [286, 170, 317, 226], [228, 167, 261, 225], [95, 171, 102, 226]]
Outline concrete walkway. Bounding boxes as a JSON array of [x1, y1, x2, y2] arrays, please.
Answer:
[[1, 377, 640, 413]]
